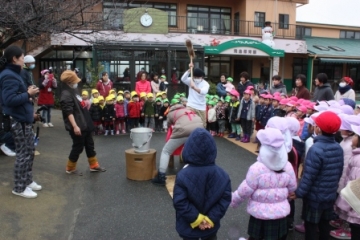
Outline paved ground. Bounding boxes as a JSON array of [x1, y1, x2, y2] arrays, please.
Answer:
[[0, 110, 309, 240]]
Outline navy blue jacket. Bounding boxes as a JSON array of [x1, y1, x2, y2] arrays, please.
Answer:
[[0, 64, 34, 123], [173, 128, 231, 239], [295, 135, 343, 209], [216, 82, 227, 98], [259, 105, 273, 127], [255, 104, 263, 121]]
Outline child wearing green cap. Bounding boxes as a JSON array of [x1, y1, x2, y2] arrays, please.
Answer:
[[159, 75, 168, 92], [224, 77, 235, 92], [154, 98, 163, 132]]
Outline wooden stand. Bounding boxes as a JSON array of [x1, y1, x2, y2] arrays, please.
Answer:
[[125, 148, 156, 181]]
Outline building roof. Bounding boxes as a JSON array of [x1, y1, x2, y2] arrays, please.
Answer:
[[296, 0, 360, 27], [305, 37, 360, 60]]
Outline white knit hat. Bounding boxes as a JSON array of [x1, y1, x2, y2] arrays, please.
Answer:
[[340, 179, 360, 215]]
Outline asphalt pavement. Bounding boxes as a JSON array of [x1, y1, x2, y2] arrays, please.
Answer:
[[0, 109, 309, 240]]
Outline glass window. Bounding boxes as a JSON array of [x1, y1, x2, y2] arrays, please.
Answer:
[[355, 32, 360, 39], [254, 12, 265, 27], [279, 14, 289, 29], [187, 5, 231, 34], [296, 26, 311, 39], [340, 30, 346, 38], [346, 31, 355, 39]]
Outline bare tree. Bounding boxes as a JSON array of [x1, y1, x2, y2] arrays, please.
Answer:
[[0, 0, 107, 50]]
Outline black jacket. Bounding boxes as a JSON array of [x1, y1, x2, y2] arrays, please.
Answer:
[[237, 80, 254, 97], [89, 104, 102, 122], [60, 83, 94, 132], [159, 106, 169, 120], [20, 68, 34, 88], [102, 104, 115, 121], [312, 83, 334, 102], [154, 104, 162, 116]]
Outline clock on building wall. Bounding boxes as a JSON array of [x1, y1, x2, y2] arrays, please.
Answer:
[[140, 12, 153, 27]]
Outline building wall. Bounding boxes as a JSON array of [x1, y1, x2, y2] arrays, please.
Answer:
[[244, 0, 296, 24], [311, 27, 340, 38]]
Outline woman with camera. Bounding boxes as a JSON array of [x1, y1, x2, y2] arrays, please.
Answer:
[[0, 46, 41, 199]]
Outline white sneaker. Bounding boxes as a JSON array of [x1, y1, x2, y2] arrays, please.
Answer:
[[27, 181, 42, 191], [1, 143, 16, 157], [43, 123, 49, 127], [48, 123, 54, 127], [12, 187, 37, 198]]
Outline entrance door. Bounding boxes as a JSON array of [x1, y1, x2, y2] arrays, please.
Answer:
[[234, 60, 252, 82]]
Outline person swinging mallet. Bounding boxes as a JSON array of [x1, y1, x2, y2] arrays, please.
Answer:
[[181, 40, 209, 127]]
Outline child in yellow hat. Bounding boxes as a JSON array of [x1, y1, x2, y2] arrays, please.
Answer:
[[81, 90, 91, 110], [102, 95, 115, 135], [89, 98, 102, 135], [115, 96, 127, 134], [90, 89, 99, 103]]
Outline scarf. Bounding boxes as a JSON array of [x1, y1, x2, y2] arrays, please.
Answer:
[[338, 84, 352, 94]]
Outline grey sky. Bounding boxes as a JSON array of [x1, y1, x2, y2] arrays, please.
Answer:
[[296, 0, 360, 27]]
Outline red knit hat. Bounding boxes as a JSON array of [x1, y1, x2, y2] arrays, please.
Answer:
[[343, 77, 354, 86], [312, 111, 341, 134]]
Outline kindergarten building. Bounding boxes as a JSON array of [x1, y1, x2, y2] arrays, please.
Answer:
[[19, 0, 360, 93]]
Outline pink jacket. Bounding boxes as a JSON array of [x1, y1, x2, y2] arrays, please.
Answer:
[[231, 161, 297, 220], [335, 148, 360, 224], [115, 102, 126, 118], [135, 80, 151, 96], [338, 136, 353, 193]]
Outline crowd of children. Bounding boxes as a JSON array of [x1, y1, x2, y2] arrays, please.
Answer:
[[184, 82, 360, 240], [82, 88, 188, 135]]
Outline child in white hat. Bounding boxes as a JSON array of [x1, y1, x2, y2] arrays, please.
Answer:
[[332, 124, 360, 239], [231, 127, 297, 240]]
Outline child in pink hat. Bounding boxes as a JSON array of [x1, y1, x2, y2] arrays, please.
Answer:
[[285, 101, 297, 118], [272, 95, 286, 117], [236, 89, 255, 143], [231, 127, 297, 240]]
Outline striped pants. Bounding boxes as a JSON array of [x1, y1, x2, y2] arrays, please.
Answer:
[[11, 121, 35, 193]]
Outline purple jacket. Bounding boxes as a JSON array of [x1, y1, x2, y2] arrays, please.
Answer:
[[231, 161, 297, 220], [335, 148, 360, 224]]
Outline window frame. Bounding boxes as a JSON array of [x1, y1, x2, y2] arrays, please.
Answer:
[[295, 26, 312, 39], [254, 12, 265, 27], [279, 14, 289, 29], [187, 5, 232, 34], [340, 30, 360, 39]]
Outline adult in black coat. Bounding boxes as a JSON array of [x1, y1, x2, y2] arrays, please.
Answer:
[[237, 71, 254, 98], [60, 70, 106, 174]]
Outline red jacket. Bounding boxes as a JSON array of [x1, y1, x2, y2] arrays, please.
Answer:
[[96, 79, 113, 97], [135, 80, 151, 96], [38, 78, 57, 106], [127, 101, 141, 118]]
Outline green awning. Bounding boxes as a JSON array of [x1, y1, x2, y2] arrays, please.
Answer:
[[204, 39, 284, 57], [305, 37, 360, 59], [320, 58, 360, 64]]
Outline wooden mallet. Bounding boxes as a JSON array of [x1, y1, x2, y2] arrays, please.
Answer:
[[185, 39, 195, 82]]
